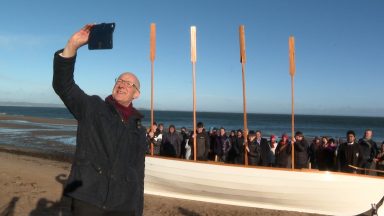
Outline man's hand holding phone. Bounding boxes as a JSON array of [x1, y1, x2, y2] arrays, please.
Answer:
[[62, 24, 94, 58], [61, 23, 115, 58]]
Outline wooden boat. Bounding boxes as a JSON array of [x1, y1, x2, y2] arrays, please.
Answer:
[[144, 156, 384, 215]]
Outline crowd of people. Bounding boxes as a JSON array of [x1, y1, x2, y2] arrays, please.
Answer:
[[146, 122, 384, 176]]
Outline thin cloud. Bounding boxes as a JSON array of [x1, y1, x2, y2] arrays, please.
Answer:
[[0, 34, 45, 50]]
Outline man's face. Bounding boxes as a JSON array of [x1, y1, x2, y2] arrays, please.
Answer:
[[322, 137, 328, 144], [237, 131, 242, 137], [347, 134, 355, 143], [169, 127, 175, 133], [197, 127, 203, 133], [256, 132, 261, 140], [295, 135, 303, 141], [364, 130, 373, 139], [112, 73, 140, 107], [152, 124, 157, 131], [249, 135, 256, 141], [220, 129, 225, 136]]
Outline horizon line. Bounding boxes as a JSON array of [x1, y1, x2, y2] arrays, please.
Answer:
[[0, 102, 383, 118]]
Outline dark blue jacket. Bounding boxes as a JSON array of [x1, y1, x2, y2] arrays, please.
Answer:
[[53, 50, 146, 215], [161, 132, 182, 157], [294, 139, 309, 169], [358, 138, 378, 168], [258, 138, 270, 166], [247, 139, 262, 166]]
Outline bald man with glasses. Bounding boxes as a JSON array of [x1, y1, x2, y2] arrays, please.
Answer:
[[53, 24, 146, 216]]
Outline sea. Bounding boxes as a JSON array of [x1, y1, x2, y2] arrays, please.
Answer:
[[0, 106, 383, 154]]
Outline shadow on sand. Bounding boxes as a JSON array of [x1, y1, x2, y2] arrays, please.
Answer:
[[0, 197, 19, 216], [28, 174, 72, 216], [177, 207, 201, 216]]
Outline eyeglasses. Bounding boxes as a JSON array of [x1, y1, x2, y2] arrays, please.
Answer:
[[115, 78, 140, 92]]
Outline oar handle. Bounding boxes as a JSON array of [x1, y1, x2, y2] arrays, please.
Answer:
[[348, 165, 384, 173]]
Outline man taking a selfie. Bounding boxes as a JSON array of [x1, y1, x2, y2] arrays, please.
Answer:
[[53, 24, 146, 216]]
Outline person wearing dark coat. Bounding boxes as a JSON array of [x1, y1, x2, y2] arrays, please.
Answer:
[[358, 129, 379, 175], [180, 127, 189, 159], [268, 135, 277, 167], [208, 127, 218, 160], [255, 130, 271, 167], [317, 136, 330, 171], [147, 122, 162, 155], [53, 24, 146, 216], [233, 130, 245, 164], [246, 131, 262, 166], [375, 142, 384, 176], [229, 130, 237, 144], [227, 130, 237, 163], [158, 123, 165, 137], [215, 127, 230, 162], [322, 138, 337, 171], [292, 131, 309, 169], [161, 125, 182, 158], [275, 134, 292, 168], [308, 137, 321, 169], [189, 122, 210, 160], [337, 130, 359, 173]]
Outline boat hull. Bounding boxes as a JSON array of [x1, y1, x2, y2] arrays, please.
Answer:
[[144, 156, 384, 215]]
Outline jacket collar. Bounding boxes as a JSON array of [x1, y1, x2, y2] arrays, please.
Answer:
[[105, 95, 143, 122]]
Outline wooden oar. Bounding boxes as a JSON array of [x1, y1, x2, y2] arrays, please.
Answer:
[[289, 36, 295, 169], [239, 25, 248, 166], [191, 26, 197, 161], [349, 165, 384, 174], [150, 23, 156, 156]]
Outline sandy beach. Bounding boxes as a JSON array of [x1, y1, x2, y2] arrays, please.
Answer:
[[0, 149, 325, 216]]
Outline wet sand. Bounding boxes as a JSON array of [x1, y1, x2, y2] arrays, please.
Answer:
[[0, 114, 76, 162], [0, 150, 325, 216], [0, 114, 77, 126]]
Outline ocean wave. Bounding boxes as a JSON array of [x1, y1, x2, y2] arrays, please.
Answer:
[[0, 119, 76, 131], [0, 119, 30, 124], [0, 128, 38, 134], [38, 135, 76, 146]]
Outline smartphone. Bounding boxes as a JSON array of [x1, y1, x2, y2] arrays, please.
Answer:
[[88, 23, 115, 50]]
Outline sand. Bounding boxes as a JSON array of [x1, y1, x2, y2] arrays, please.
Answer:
[[0, 150, 325, 216]]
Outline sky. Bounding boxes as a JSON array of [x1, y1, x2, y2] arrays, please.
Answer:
[[0, 0, 383, 116]]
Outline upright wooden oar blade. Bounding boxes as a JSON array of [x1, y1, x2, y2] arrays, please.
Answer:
[[190, 26, 197, 161], [150, 23, 156, 156], [150, 23, 156, 62], [289, 35, 296, 169], [289, 36, 295, 76], [239, 25, 246, 64], [239, 25, 248, 166], [191, 26, 197, 63]]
